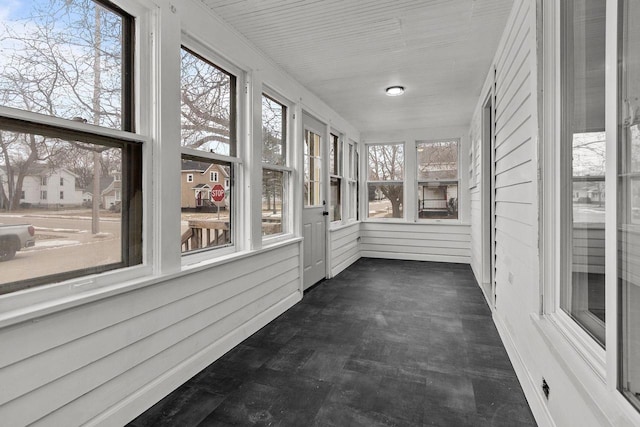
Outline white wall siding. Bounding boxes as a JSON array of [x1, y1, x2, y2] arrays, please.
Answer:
[[467, 0, 548, 422], [469, 106, 483, 283], [0, 243, 301, 425], [329, 222, 360, 277], [468, 1, 639, 425], [477, 0, 538, 317], [360, 223, 470, 264], [0, 0, 364, 424]]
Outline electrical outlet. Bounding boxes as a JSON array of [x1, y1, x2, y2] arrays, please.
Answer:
[[542, 378, 550, 399]]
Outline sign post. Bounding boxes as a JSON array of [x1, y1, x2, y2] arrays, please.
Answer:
[[211, 184, 225, 220]]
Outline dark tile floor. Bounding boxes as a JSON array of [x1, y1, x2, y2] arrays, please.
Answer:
[[128, 258, 537, 427]]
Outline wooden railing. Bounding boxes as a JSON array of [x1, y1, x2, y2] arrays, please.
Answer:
[[181, 219, 230, 252]]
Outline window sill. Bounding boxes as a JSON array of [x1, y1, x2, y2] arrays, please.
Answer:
[[261, 233, 298, 248], [364, 218, 407, 223], [416, 218, 467, 225], [329, 221, 360, 232], [531, 311, 606, 384], [0, 237, 302, 329], [531, 312, 640, 425], [181, 236, 302, 273], [363, 219, 470, 226]]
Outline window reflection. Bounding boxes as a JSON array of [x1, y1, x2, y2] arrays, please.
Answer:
[[560, 0, 606, 345], [619, 0, 640, 409]]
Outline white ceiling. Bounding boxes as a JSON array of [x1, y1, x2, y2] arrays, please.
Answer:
[[202, 0, 514, 134]]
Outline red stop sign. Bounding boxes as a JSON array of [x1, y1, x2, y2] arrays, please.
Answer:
[[211, 184, 225, 202]]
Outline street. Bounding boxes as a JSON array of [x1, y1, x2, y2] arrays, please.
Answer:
[[0, 211, 121, 285]]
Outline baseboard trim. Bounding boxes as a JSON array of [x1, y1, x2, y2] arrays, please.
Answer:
[[493, 313, 556, 427], [331, 253, 361, 278], [90, 291, 302, 427]]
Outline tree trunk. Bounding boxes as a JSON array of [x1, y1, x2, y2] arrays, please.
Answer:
[[390, 198, 401, 218], [91, 7, 102, 234]]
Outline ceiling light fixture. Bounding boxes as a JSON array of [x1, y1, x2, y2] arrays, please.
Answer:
[[385, 86, 405, 96]]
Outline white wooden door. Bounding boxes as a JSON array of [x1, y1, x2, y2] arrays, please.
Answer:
[[302, 113, 327, 289]]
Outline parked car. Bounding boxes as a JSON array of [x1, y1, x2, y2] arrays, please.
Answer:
[[0, 224, 36, 261]]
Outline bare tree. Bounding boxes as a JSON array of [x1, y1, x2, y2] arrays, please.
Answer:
[[0, 0, 123, 225], [181, 49, 233, 155], [368, 144, 404, 218]]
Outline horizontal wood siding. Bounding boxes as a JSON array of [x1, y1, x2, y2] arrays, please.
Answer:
[[469, 105, 483, 281], [573, 224, 605, 274], [0, 244, 301, 425], [492, 0, 538, 305], [329, 223, 360, 277], [360, 223, 470, 263]]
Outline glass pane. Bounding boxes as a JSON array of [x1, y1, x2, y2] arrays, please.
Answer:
[[418, 182, 458, 219], [0, 0, 129, 130], [349, 181, 357, 220], [368, 144, 404, 181], [355, 150, 359, 220], [262, 95, 286, 166], [304, 130, 322, 207], [330, 133, 341, 176], [180, 157, 232, 253], [560, 0, 606, 346], [619, 0, 640, 409], [367, 183, 403, 218], [0, 128, 138, 293], [417, 140, 458, 181], [262, 169, 285, 236], [181, 48, 236, 156], [348, 143, 355, 179], [330, 177, 341, 222]]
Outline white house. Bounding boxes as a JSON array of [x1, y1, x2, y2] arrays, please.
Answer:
[[0, 165, 83, 207]]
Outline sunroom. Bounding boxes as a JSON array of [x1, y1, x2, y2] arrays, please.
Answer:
[[0, 0, 639, 426]]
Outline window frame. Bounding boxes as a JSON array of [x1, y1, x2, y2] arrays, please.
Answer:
[[539, 2, 640, 421], [346, 140, 358, 221], [365, 142, 405, 221], [415, 138, 460, 222], [0, 108, 146, 297], [179, 41, 243, 263], [261, 90, 293, 242], [540, 0, 608, 381], [329, 131, 343, 224]]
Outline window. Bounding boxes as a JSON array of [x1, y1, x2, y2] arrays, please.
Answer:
[[180, 158, 232, 252], [261, 94, 289, 237], [349, 142, 359, 221], [0, 129, 142, 294], [329, 133, 342, 222], [367, 143, 403, 219], [180, 47, 236, 157], [59, 191, 64, 200], [0, 0, 141, 294], [60, 177, 64, 186], [180, 46, 237, 254], [416, 140, 459, 220], [304, 130, 322, 207], [560, 0, 606, 346], [618, 0, 640, 410], [542, 0, 640, 416]]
